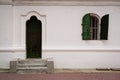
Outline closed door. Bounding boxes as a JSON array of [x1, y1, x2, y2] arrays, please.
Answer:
[[26, 16, 42, 58]]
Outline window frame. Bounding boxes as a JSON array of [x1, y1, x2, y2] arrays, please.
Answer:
[[82, 13, 100, 40]]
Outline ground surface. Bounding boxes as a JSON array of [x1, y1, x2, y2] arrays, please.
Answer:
[[0, 72, 120, 80]]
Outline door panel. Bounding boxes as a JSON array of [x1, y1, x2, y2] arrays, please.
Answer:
[[26, 16, 42, 58]]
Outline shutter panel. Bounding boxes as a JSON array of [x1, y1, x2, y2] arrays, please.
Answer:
[[82, 14, 90, 40], [100, 14, 109, 40]]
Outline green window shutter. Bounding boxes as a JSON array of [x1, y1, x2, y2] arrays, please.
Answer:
[[100, 14, 109, 40], [82, 14, 90, 40]]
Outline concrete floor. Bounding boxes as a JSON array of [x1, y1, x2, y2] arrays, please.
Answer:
[[0, 68, 120, 80], [1, 68, 120, 73], [0, 72, 120, 80]]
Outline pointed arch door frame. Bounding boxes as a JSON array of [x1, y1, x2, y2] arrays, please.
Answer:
[[20, 11, 46, 58]]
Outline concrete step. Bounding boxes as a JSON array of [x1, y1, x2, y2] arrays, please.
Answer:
[[18, 59, 47, 64], [17, 69, 48, 73], [16, 59, 48, 73], [18, 67, 48, 70], [10, 59, 54, 73], [18, 63, 46, 67]]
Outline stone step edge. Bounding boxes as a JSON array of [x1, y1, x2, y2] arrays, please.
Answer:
[[18, 67, 48, 70], [18, 64, 47, 67]]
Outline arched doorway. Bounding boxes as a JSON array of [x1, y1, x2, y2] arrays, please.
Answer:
[[26, 16, 42, 58]]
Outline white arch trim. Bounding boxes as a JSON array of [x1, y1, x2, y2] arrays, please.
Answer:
[[20, 11, 47, 49]]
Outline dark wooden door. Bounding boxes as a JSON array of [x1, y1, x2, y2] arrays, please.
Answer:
[[26, 16, 42, 58]]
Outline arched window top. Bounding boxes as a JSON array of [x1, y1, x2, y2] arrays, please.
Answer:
[[83, 13, 100, 20]]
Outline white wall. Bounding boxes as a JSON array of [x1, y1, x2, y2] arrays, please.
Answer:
[[13, 6, 120, 49], [0, 5, 13, 68], [43, 51, 120, 68], [0, 5, 13, 47], [0, 5, 120, 69]]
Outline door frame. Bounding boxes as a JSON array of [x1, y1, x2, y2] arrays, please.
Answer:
[[20, 11, 47, 59]]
